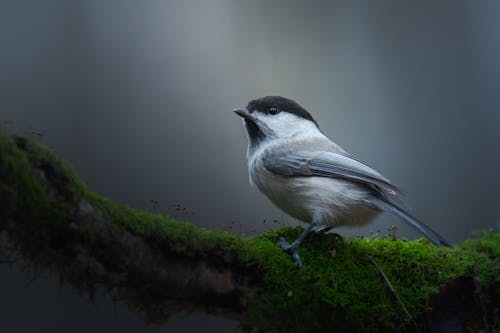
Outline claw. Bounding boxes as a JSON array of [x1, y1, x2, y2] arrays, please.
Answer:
[[291, 249, 303, 269], [331, 232, 344, 240], [278, 220, 318, 269], [279, 237, 291, 250], [316, 225, 332, 234], [278, 237, 303, 269]]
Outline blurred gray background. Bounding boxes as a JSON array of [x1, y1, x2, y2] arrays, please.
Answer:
[[1, 0, 499, 332]]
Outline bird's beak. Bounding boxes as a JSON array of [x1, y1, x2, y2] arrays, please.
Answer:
[[233, 107, 252, 120]]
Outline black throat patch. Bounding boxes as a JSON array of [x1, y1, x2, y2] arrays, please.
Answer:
[[244, 118, 265, 146]]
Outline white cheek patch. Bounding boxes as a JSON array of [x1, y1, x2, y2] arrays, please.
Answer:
[[257, 112, 320, 139]]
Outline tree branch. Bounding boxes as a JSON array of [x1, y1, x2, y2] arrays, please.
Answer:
[[0, 133, 498, 332]]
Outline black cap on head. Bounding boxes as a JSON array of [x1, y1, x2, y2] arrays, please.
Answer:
[[247, 96, 318, 127]]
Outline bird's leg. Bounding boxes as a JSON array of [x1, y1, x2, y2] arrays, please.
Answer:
[[279, 220, 317, 269], [315, 226, 344, 240]]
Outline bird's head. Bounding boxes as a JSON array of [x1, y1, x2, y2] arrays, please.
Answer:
[[233, 96, 320, 148]]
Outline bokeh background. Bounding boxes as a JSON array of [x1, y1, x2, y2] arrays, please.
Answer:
[[1, 1, 499, 332]]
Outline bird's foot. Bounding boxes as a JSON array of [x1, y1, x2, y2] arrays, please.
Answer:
[[316, 225, 332, 234], [279, 237, 303, 269], [330, 232, 344, 240]]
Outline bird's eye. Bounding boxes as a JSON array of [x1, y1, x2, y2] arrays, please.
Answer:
[[268, 107, 279, 115]]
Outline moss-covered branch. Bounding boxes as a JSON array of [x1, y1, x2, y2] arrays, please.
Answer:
[[0, 133, 498, 332]]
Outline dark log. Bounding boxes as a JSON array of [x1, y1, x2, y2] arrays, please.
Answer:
[[0, 133, 498, 332]]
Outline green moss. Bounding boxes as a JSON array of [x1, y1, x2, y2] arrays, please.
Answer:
[[84, 191, 240, 255], [456, 230, 500, 303], [1, 132, 498, 330], [0, 134, 52, 219], [241, 230, 499, 330]]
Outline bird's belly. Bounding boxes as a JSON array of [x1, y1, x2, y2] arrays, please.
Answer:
[[254, 173, 379, 227]]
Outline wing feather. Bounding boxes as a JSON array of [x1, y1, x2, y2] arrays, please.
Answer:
[[263, 150, 400, 192]]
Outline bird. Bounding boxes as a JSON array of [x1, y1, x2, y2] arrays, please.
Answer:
[[233, 96, 450, 269]]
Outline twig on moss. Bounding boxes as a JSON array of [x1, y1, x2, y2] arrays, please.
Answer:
[[368, 255, 418, 329], [473, 259, 491, 333]]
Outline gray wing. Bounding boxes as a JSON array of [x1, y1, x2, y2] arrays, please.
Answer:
[[262, 149, 451, 247], [262, 150, 400, 193]]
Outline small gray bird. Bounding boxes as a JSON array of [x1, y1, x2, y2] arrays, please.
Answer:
[[234, 96, 450, 269]]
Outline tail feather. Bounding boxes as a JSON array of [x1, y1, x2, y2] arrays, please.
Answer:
[[374, 199, 451, 247]]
